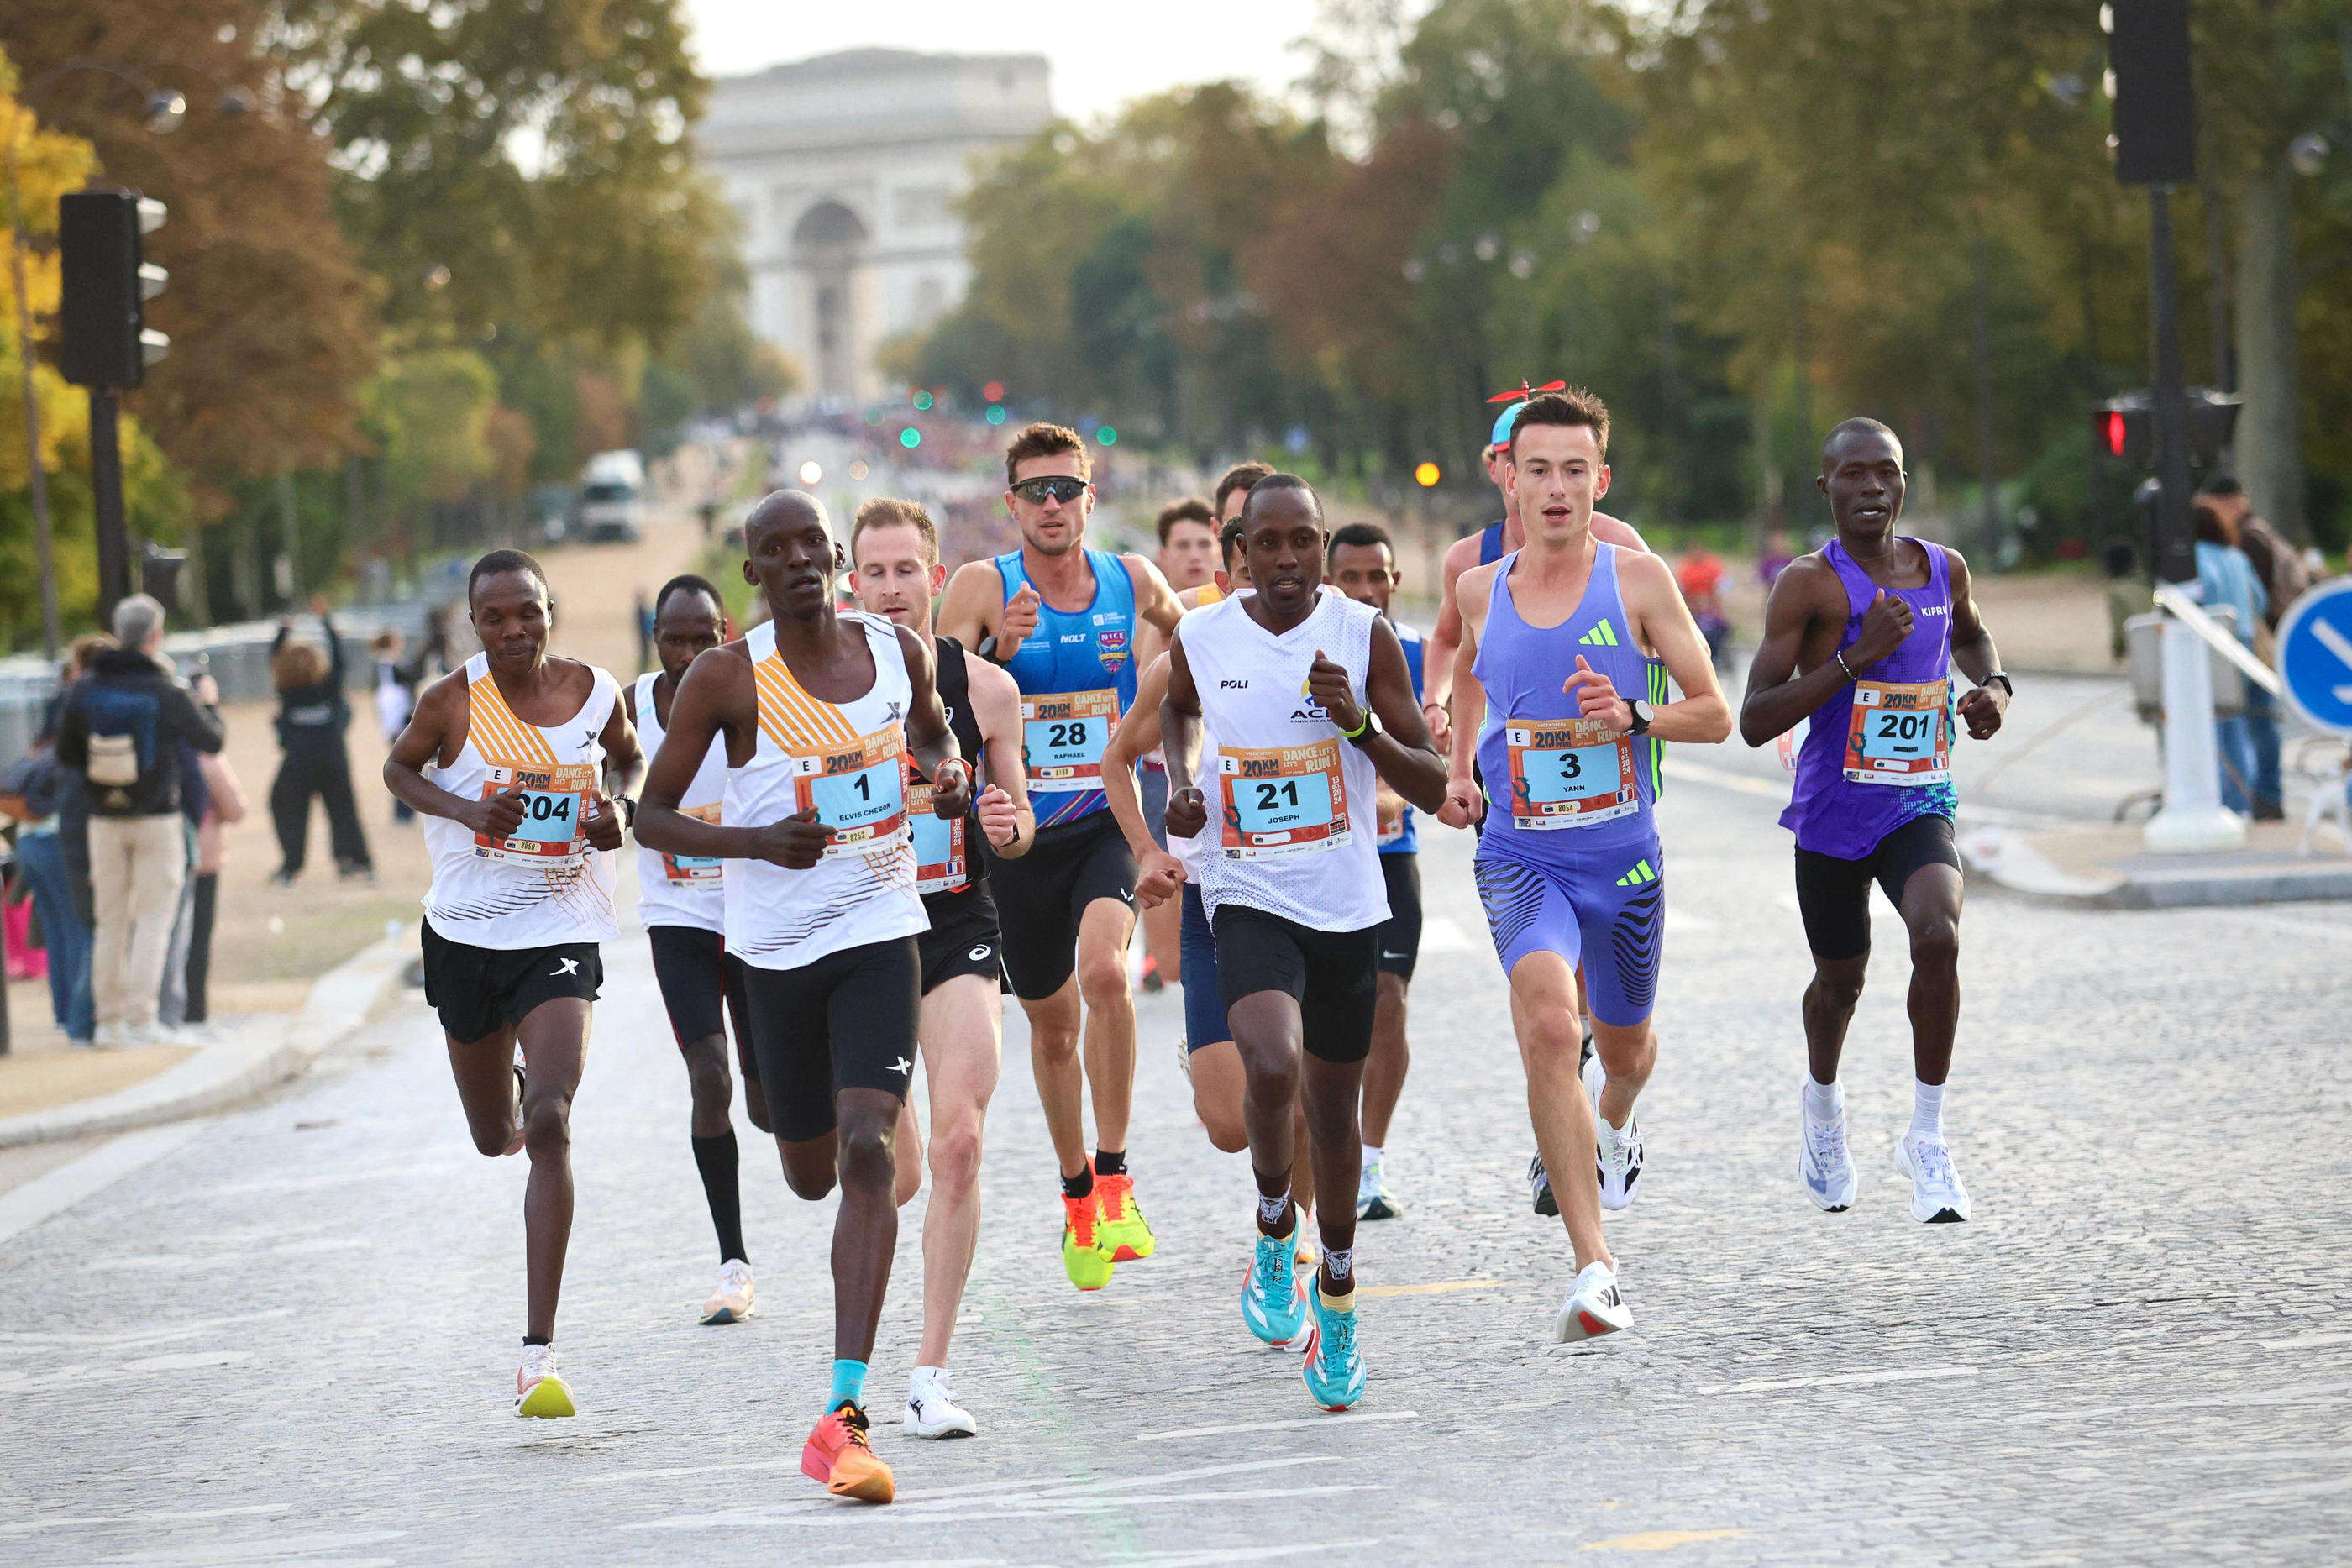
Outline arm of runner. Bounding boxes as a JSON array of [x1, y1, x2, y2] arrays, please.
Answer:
[[1420, 536, 1471, 742], [383, 671, 522, 837], [1159, 628, 1208, 842], [1944, 547, 2010, 740], [635, 647, 824, 868], [934, 560, 1002, 650], [1103, 653, 1184, 907], [1738, 559, 1905, 747], [1320, 618, 1449, 814], [1437, 576, 1489, 828], [899, 626, 970, 817], [964, 652, 1035, 858], [1127, 554, 1186, 638], [586, 682, 642, 851], [1611, 553, 1731, 743]]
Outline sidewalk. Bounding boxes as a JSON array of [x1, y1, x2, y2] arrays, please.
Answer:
[[1966, 816, 2352, 907]]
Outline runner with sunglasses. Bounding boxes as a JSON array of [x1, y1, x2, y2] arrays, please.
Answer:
[[937, 424, 1185, 1290]]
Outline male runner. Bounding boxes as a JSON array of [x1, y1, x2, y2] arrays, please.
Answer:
[[638, 491, 969, 1502], [1135, 496, 1219, 994], [937, 422, 1184, 1287], [1163, 475, 1447, 1410], [1326, 522, 1427, 1221], [1739, 417, 2008, 1223], [848, 496, 1036, 1433], [1436, 392, 1728, 1341], [625, 575, 766, 1326], [383, 550, 636, 1418]]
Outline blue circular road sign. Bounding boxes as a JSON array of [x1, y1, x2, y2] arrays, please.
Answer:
[[2276, 578, 2352, 736]]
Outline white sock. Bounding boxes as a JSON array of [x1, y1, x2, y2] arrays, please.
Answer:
[[1910, 1079, 1945, 1141], [1803, 1073, 1843, 1121], [1359, 1143, 1383, 1179]]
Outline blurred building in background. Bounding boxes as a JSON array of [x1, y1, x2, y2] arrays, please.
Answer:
[[703, 49, 1052, 406]]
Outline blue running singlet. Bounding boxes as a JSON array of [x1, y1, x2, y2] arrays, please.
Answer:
[[993, 548, 1139, 831]]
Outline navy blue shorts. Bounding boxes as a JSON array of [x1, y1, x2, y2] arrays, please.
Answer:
[[1179, 884, 1229, 1050]]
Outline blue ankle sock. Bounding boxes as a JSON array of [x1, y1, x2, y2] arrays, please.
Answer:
[[829, 1358, 867, 1413]]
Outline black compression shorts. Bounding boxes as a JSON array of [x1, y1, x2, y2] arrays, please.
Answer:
[[988, 810, 1136, 1000], [647, 924, 753, 1077], [1210, 904, 1378, 1065], [420, 918, 600, 1045], [738, 937, 921, 1143], [1793, 814, 1961, 962], [919, 884, 1005, 995], [1375, 853, 1422, 981]]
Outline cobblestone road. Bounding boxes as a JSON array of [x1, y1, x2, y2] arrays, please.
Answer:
[[3, 757, 2347, 1565]]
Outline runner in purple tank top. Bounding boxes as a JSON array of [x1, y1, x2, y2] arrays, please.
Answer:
[[1740, 419, 2013, 1225]]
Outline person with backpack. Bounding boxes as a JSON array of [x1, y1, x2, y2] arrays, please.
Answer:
[[53, 595, 226, 1046]]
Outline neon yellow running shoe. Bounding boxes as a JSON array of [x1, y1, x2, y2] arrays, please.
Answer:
[[514, 1345, 575, 1419], [1095, 1172, 1156, 1262], [1062, 1190, 1114, 1290]]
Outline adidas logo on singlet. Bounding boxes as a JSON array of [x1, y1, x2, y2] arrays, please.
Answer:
[[1614, 858, 1657, 887], [1578, 621, 1620, 648]]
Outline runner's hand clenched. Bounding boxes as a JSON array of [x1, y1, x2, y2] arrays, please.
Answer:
[[756, 805, 832, 871], [1956, 682, 2007, 740], [1563, 655, 1632, 732], [1165, 784, 1208, 840], [1134, 846, 1186, 910], [1000, 583, 1042, 651], [1309, 648, 1363, 733], [1437, 775, 1484, 829], [470, 786, 528, 841], [1850, 589, 1914, 668], [930, 758, 973, 818], [975, 783, 1019, 847], [583, 794, 626, 852]]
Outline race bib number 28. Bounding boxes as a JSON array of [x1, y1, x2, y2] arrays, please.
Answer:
[[1022, 689, 1121, 792]]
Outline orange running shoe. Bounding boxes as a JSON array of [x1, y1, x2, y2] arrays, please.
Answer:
[[1095, 1171, 1157, 1263], [801, 1401, 895, 1502], [1063, 1188, 1115, 1289]]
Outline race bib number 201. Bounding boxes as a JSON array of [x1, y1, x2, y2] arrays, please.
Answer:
[[1844, 679, 1950, 786], [474, 762, 596, 867]]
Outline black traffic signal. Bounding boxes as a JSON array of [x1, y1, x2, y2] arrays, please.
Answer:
[[59, 189, 168, 390], [2092, 388, 2238, 469], [2107, 0, 2197, 186]]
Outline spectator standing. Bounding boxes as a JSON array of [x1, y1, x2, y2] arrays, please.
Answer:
[[2196, 475, 2305, 821], [53, 595, 226, 1046], [1758, 528, 1796, 590], [2192, 505, 2270, 818], [0, 646, 97, 1041], [268, 596, 375, 884], [1678, 543, 1733, 669], [373, 629, 417, 824], [159, 736, 246, 1030]]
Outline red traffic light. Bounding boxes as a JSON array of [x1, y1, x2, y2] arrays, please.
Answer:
[[982, 380, 1005, 404], [2104, 410, 2128, 458]]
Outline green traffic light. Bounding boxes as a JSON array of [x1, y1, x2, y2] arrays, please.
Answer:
[[1098, 427, 1118, 446], [985, 405, 1007, 426], [900, 427, 921, 448], [913, 391, 934, 411]]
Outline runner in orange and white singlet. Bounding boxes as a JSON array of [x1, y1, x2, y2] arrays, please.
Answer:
[[383, 549, 639, 1420]]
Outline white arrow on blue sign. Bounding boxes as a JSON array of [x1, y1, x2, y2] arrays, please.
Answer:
[[2276, 578, 2352, 737]]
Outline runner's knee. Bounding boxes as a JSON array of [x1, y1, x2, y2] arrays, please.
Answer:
[[835, 1114, 896, 1192], [1074, 945, 1129, 1006], [683, 1044, 732, 1109], [520, 1096, 570, 1159], [782, 1145, 836, 1200], [1808, 960, 1866, 1010], [927, 1119, 984, 1193], [1907, 915, 1959, 969]]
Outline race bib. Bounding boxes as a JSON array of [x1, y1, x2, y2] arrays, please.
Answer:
[[908, 779, 969, 894], [660, 800, 724, 885], [1504, 719, 1640, 829], [1219, 738, 1352, 857], [475, 762, 596, 866], [791, 728, 907, 857], [1843, 679, 1950, 786], [1022, 689, 1121, 792]]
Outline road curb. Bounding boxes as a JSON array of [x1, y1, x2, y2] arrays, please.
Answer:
[[0, 928, 412, 1151]]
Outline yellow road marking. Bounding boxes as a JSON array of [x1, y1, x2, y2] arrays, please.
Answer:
[[1582, 1529, 1746, 1552], [1359, 1278, 1498, 1298]]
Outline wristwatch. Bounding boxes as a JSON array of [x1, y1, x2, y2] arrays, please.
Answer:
[[1982, 671, 2013, 698], [1343, 709, 1383, 750], [976, 634, 1004, 664], [1625, 699, 1654, 736]]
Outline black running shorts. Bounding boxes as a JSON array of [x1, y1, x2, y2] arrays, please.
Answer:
[[646, 924, 753, 1074], [919, 884, 1005, 995], [1793, 814, 1962, 962], [1210, 904, 1379, 1065], [1375, 852, 1422, 982], [738, 936, 921, 1143], [987, 810, 1136, 1001], [419, 918, 601, 1046]]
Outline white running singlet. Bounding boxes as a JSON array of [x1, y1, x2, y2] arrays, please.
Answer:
[[722, 614, 926, 972], [422, 653, 620, 949], [633, 670, 727, 935], [1183, 589, 1388, 931]]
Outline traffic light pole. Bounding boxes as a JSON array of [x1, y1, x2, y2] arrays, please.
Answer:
[[2142, 186, 2245, 854], [88, 386, 133, 625]]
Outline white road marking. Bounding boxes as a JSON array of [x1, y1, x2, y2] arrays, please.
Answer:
[[94, 1530, 405, 1565], [1697, 1364, 1976, 1395], [0, 1505, 289, 1539], [619, 1456, 1341, 1526], [1419, 915, 1475, 953], [1138, 1409, 1418, 1442], [0, 1308, 293, 1352], [2258, 1329, 2352, 1350], [0, 1120, 212, 1247], [0, 1350, 254, 1392]]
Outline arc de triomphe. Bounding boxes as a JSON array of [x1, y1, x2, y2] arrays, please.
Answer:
[[702, 49, 1053, 406]]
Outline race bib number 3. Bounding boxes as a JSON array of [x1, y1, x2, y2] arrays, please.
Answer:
[[661, 801, 724, 884], [475, 763, 595, 866], [1505, 719, 1639, 829], [1219, 739, 1351, 857], [1844, 679, 1950, 786], [792, 729, 907, 856], [1022, 689, 1121, 792], [907, 781, 969, 894]]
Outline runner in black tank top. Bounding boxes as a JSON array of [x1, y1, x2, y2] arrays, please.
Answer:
[[848, 501, 1037, 1440]]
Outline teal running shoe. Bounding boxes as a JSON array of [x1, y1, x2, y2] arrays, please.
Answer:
[[1301, 1289, 1366, 1411], [1239, 1229, 1309, 1349]]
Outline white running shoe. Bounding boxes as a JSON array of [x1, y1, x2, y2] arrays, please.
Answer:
[[1800, 1088, 1858, 1212], [515, 1344, 575, 1418], [1555, 1261, 1633, 1343], [701, 1258, 755, 1324], [1596, 1114, 1644, 1210], [1580, 1047, 1606, 1111], [1895, 1133, 1971, 1224], [92, 1023, 129, 1050], [904, 1365, 977, 1439], [1176, 1033, 1191, 1083]]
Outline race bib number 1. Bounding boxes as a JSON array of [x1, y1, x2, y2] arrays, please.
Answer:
[[1505, 719, 1639, 829], [1844, 679, 1950, 786], [792, 729, 907, 857], [475, 762, 595, 866], [1022, 689, 1121, 792], [907, 780, 969, 894], [660, 800, 724, 884], [1219, 738, 1351, 857]]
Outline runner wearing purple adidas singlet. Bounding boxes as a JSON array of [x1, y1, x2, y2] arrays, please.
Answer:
[[1436, 391, 1729, 1345], [1740, 418, 2010, 1225]]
